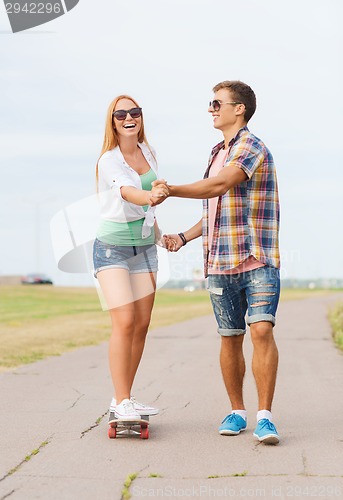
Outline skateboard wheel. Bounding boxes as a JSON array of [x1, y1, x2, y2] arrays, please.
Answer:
[[140, 426, 149, 439], [108, 427, 117, 439]]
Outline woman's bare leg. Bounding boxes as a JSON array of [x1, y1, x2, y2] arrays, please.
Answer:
[[97, 269, 157, 404], [97, 268, 135, 404], [128, 272, 157, 390]]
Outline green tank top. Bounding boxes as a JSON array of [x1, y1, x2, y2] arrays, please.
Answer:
[[97, 168, 157, 246]]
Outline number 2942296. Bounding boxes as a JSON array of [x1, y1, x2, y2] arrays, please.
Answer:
[[5, 3, 62, 14]]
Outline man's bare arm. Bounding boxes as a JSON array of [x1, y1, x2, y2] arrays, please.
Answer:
[[153, 166, 247, 200], [183, 219, 203, 242], [164, 219, 202, 252]]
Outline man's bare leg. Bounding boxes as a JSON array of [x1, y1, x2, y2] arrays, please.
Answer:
[[250, 321, 278, 411], [220, 334, 246, 409]]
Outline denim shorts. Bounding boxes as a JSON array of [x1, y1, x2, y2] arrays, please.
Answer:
[[207, 266, 280, 337], [93, 238, 158, 278]]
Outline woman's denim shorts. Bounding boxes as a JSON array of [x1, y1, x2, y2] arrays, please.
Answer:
[[207, 265, 280, 336], [93, 238, 158, 278]]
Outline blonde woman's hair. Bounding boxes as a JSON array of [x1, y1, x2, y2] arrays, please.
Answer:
[[96, 95, 154, 190]]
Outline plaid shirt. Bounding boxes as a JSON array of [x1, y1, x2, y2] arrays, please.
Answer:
[[203, 126, 280, 277]]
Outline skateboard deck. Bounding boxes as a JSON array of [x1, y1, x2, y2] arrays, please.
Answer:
[[108, 415, 150, 439]]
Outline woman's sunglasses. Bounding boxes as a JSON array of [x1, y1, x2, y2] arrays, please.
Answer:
[[209, 100, 242, 112], [112, 107, 142, 120]]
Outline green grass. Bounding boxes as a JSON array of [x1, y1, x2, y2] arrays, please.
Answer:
[[208, 471, 248, 478], [280, 288, 337, 301], [121, 473, 138, 500], [328, 301, 343, 351], [7, 439, 49, 476], [0, 286, 101, 323], [0, 285, 337, 370]]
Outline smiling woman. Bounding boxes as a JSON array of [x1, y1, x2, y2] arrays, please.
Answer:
[[92, 94, 169, 429]]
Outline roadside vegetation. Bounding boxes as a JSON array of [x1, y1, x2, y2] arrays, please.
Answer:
[[328, 301, 343, 351], [0, 285, 338, 369]]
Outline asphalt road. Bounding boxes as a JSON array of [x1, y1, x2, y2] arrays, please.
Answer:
[[1, 294, 343, 500]]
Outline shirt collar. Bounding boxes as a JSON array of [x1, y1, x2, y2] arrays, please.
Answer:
[[114, 142, 157, 174], [228, 125, 249, 146], [211, 125, 250, 156]]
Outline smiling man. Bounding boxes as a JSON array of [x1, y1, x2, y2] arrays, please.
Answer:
[[157, 81, 281, 444]]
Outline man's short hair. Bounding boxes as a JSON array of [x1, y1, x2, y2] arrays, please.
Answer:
[[213, 81, 256, 122]]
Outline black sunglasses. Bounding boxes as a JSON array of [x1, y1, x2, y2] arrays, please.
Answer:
[[112, 107, 142, 120], [209, 100, 242, 111]]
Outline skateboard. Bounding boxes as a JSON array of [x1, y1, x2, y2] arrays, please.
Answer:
[[108, 415, 150, 439]]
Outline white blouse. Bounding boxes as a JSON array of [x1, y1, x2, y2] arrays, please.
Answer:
[[97, 142, 158, 239]]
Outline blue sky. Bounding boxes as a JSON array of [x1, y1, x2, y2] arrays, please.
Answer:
[[0, 0, 342, 285]]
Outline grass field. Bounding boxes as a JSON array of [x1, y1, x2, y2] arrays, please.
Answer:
[[0, 285, 338, 370]]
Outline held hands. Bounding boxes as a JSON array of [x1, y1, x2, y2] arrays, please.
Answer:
[[149, 179, 169, 206], [163, 233, 184, 252], [149, 178, 185, 252]]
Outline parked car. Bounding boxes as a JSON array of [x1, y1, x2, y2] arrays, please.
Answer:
[[21, 273, 53, 285]]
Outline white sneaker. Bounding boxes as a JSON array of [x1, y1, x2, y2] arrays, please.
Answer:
[[114, 398, 140, 420], [131, 396, 159, 416], [110, 397, 159, 416]]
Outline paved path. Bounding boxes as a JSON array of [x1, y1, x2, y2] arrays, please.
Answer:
[[1, 294, 343, 500]]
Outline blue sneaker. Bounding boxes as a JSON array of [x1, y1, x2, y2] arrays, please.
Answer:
[[219, 413, 247, 435], [253, 418, 279, 444]]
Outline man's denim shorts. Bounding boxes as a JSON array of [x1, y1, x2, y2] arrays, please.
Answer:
[[207, 266, 280, 337], [93, 238, 158, 278]]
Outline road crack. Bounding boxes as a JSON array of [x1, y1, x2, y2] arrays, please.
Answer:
[[0, 438, 50, 483], [80, 411, 108, 438], [0, 490, 16, 500]]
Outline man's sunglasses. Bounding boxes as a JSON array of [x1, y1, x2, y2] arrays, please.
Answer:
[[112, 107, 142, 120], [209, 100, 242, 111]]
